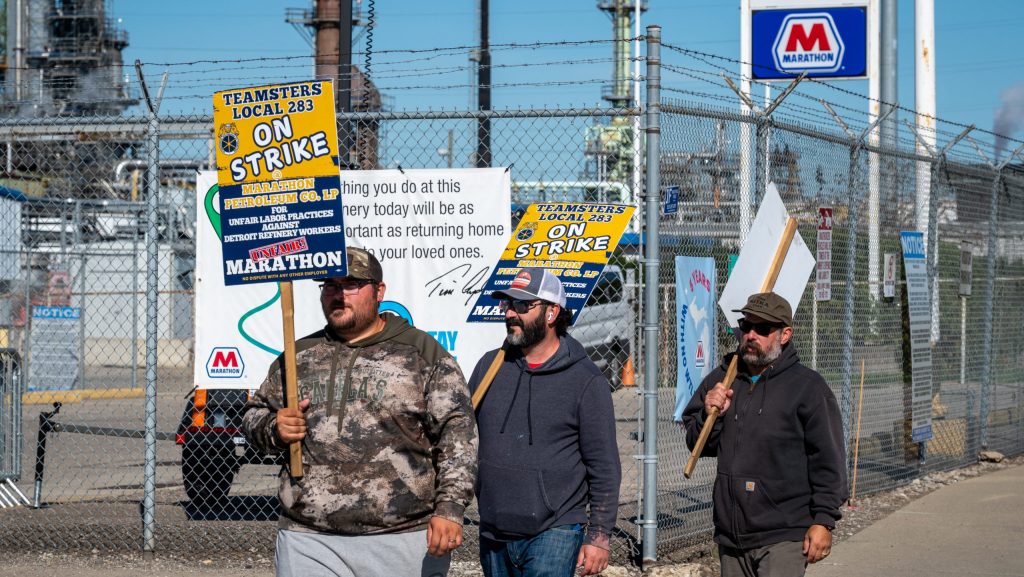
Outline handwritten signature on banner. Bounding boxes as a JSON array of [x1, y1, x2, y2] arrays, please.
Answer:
[[424, 264, 490, 306]]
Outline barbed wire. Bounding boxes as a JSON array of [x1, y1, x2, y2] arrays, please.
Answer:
[[661, 41, 1023, 148], [0, 33, 1018, 155], [0, 38, 625, 75], [133, 56, 623, 92]]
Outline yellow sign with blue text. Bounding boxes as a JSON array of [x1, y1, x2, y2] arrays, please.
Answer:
[[212, 80, 347, 285], [214, 80, 339, 184], [469, 202, 635, 323]]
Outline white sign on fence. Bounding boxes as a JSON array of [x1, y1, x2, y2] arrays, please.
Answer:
[[815, 206, 833, 301], [959, 247, 973, 297], [900, 231, 933, 443], [883, 252, 897, 298], [194, 169, 510, 389]]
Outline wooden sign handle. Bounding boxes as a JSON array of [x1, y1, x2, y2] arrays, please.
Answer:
[[683, 217, 798, 479], [471, 343, 508, 409], [280, 281, 303, 478]]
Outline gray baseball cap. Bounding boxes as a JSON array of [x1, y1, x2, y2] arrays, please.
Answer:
[[492, 267, 566, 307]]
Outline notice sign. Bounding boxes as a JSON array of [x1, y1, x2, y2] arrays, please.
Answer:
[[815, 207, 833, 301], [900, 231, 933, 443], [468, 203, 635, 323], [29, 305, 81, 391], [213, 80, 346, 285]]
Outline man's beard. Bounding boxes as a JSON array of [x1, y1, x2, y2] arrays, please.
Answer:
[[741, 334, 783, 369], [506, 312, 547, 348], [326, 301, 378, 336]]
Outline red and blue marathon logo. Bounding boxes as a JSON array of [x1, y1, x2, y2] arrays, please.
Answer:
[[772, 12, 845, 74]]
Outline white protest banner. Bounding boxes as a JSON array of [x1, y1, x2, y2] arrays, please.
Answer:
[[194, 169, 510, 388], [719, 183, 815, 328], [342, 168, 510, 372]]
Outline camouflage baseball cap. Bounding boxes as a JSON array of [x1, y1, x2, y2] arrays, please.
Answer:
[[319, 246, 383, 283], [733, 292, 793, 326]]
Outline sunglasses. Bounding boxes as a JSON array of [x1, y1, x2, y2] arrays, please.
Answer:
[[498, 299, 543, 314], [318, 279, 375, 295], [738, 319, 783, 336]]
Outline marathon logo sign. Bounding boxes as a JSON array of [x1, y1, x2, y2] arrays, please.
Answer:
[[206, 347, 245, 378], [772, 13, 844, 74], [751, 6, 866, 80]]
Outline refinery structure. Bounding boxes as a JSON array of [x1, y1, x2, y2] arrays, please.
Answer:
[[1, 0, 137, 201]]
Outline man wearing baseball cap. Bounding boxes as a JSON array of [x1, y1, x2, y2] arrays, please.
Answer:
[[681, 291, 847, 577], [243, 246, 478, 577], [469, 267, 621, 577]]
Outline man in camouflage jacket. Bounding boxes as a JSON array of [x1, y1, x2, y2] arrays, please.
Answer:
[[243, 246, 478, 577]]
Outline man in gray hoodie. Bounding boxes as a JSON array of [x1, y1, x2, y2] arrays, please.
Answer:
[[469, 267, 621, 577], [242, 246, 478, 577]]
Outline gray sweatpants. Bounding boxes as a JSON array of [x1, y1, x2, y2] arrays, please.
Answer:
[[719, 541, 807, 577], [276, 528, 451, 577]]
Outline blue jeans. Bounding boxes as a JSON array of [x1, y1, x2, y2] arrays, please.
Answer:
[[479, 524, 585, 577]]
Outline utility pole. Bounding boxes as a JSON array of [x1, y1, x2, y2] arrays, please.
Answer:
[[312, 0, 353, 166], [476, 0, 492, 168], [880, 0, 898, 194]]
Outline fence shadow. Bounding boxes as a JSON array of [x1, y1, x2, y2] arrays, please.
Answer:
[[180, 495, 280, 521]]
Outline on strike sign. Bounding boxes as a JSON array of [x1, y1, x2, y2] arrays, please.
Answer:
[[213, 80, 347, 286]]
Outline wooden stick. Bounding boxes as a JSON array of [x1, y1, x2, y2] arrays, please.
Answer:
[[471, 343, 507, 409], [850, 358, 865, 506], [684, 217, 798, 479], [280, 281, 303, 478]]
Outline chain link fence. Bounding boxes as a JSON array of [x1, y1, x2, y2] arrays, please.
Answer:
[[0, 30, 1022, 567], [652, 91, 1024, 556]]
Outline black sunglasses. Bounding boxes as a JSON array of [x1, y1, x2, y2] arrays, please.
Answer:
[[738, 319, 783, 336], [498, 299, 543, 314]]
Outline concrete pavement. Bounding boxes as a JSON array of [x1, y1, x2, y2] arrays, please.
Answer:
[[808, 462, 1024, 577]]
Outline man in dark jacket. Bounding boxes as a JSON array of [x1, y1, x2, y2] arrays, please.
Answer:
[[242, 246, 477, 577], [682, 292, 847, 577], [469, 267, 621, 577]]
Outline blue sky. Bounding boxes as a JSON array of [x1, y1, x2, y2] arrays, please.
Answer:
[[119, 1, 1023, 152]]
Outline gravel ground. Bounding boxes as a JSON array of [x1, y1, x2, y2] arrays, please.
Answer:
[[5, 453, 1021, 577]]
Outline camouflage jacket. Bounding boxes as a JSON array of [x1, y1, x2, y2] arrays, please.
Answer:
[[242, 314, 478, 535]]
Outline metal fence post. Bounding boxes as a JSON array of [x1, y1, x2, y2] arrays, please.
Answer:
[[78, 254, 87, 390], [641, 24, 661, 566], [136, 62, 167, 558], [839, 144, 861, 459], [754, 118, 768, 204], [979, 169, 1001, 450]]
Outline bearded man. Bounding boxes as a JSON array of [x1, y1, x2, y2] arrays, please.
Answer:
[[682, 292, 847, 577], [242, 246, 477, 577], [469, 267, 621, 577]]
